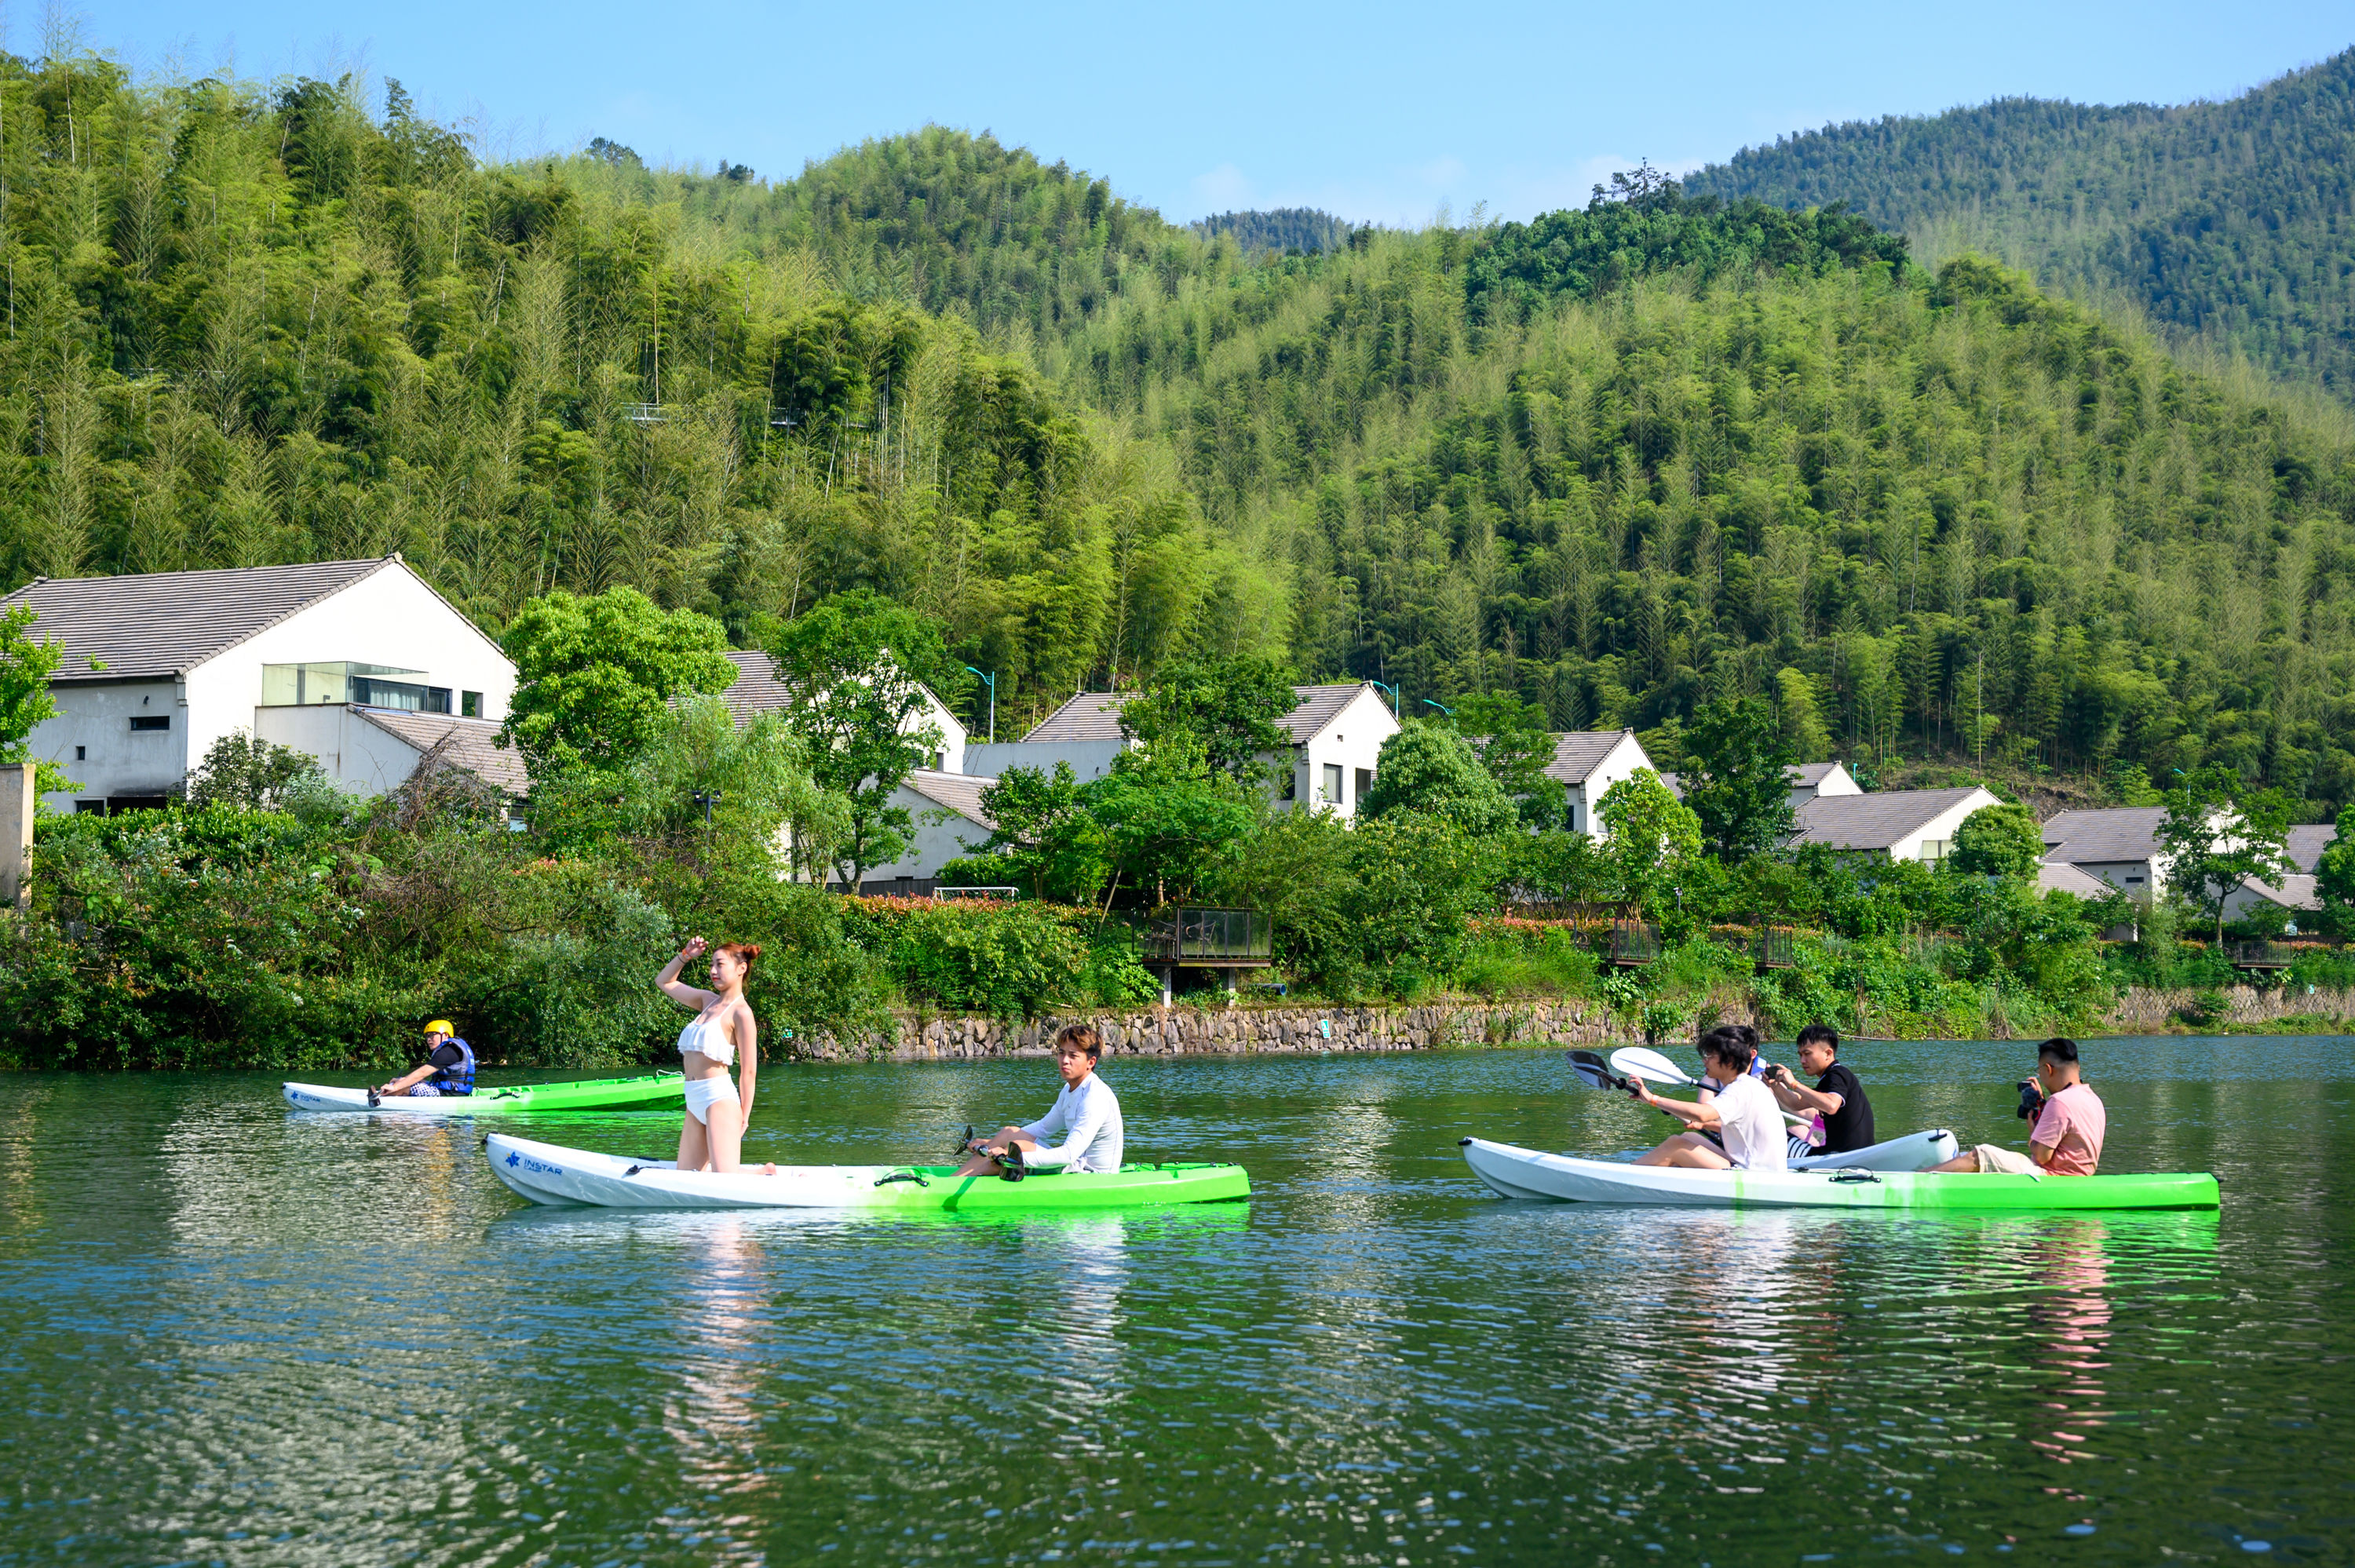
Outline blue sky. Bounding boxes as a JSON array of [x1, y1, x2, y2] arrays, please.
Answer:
[[48, 2, 2355, 224]]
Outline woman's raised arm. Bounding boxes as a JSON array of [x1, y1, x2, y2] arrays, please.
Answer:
[[657, 938, 717, 1009]]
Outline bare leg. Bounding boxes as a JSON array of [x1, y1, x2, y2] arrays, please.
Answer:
[[704, 1097, 745, 1174], [677, 1107, 713, 1174], [1635, 1132, 1733, 1169], [955, 1127, 1034, 1177], [1928, 1150, 1983, 1173]]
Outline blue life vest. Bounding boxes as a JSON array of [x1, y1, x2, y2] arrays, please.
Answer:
[[429, 1037, 477, 1096]]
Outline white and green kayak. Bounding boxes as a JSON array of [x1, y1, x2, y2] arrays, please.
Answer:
[[1461, 1137, 2220, 1211], [487, 1132, 1253, 1212], [282, 1072, 685, 1115]]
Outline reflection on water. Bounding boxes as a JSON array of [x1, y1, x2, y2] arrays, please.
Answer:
[[0, 1041, 2342, 1565]]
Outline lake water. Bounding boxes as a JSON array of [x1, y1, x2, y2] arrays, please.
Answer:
[[0, 1037, 2344, 1566]]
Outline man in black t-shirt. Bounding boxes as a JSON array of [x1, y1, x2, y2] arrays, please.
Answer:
[[1765, 1023, 1875, 1155], [376, 1020, 477, 1098]]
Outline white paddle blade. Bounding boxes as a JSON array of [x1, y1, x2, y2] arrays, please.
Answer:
[[1608, 1046, 1696, 1087]]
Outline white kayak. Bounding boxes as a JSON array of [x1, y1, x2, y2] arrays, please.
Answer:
[[282, 1072, 685, 1115], [1788, 1128, 1959, 1171], [485, 1133, 1253, 1212], [1460, 1137, 2222, 1211]]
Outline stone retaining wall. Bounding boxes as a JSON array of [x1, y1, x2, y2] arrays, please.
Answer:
[[786, 984, 2355, 1061]]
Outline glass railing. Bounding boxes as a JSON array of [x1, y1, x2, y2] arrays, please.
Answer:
[[261, 662, 451, 713]]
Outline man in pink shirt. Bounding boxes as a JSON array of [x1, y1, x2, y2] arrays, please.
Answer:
[[1930, 1037, 2107, 1176]]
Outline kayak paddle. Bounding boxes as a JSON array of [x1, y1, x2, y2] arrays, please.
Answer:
[[1607, 1046, 1813, 1129]]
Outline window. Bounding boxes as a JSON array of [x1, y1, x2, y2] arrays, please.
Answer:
[[129, 716, 170, 732], [261, 662, 448, 713], [75, 800, 106, 814], [1919, 838, 1951, 863], [1322, 764, 1343, 804], [461, 691, 484, 719], [74, 746, 86, 760], [1354, 767, 1372, 804]]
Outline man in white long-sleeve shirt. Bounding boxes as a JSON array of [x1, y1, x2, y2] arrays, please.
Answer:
[[955, 1024, 1125, 1176]]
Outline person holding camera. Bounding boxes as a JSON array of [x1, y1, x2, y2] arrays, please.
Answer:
[[1764, 1023, 1875, 1157], [1930, 1037, 2105, 1175]]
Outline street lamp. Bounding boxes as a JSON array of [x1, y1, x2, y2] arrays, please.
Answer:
[[963, 665, 997, 744], [1367, 678, 1400, 717], [1421, 698, 1455, 720]]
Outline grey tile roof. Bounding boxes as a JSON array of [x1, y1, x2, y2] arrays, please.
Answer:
[[1791, 761, 1842, 786], [1789, 787, 1990, 850], [2238, 872, 2320, 911], [1545, 730, 1638, 784], [718, 649, 792, 723], [351, 707, 531, 795], [2039, 806, 2166, 865], [1022, 691, 1133, 742], [903, 769, 995, 827], [1656, 770, 1685, 800], [1020, 684, 1380, 746], [2286, 824, 2338, 873], [2038, 861, 2117, 898], [2, 558, 395, 681]]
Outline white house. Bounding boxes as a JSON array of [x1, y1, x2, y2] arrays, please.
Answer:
[[3, 556, 518, 812], [2220, 822, 2338, 921], [2039, 806, 2170, 897], [844, 769, 999, 894], [1789, 786, 2002, 862], [969, 683, 1400, 819], [717, 650, 967, 773], [1657, 759, 1861, 811], [1543, 730, 1656, 837]]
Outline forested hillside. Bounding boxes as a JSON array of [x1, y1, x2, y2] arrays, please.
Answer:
[[5, 52, 2355, 811], [1192, 209, 1357, 255], [1685, 49, 2355, 397]]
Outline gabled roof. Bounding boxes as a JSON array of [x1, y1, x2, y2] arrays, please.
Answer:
[[2040, 806, 2166, 865], [350, 707, 530, 795], [902, 768, 995, 827], [1791, 761, 1844, 786], [2038, 861, 2117, 899], [1020, 684, 1387, 746], [2, 558, 396, 682], [2237, 872, 2320, 912], [1544, 730, 1640, 784], [1789, 787, 1992, 851], [718, 650, 792, 723]]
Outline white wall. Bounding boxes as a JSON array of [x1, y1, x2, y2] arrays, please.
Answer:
[[1286, 687, 1398, 820], [181, 563, 516, 789], [911, 686, 968, 775], [1795, 762, 1864, 805], [1569, 734, 1656, 839], [965, 739, 1127, 780], [1892, 789, 2003, 862], [28, 679, 186, 809], [852, 781, 993, 884], [251, 706, 429, 797]]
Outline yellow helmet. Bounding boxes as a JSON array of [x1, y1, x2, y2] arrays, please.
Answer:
[[425, 1019, 455, 1037]]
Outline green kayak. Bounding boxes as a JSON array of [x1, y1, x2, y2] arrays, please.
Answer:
[[283, 1072, 686, 1114], [487, 1132, 1253, 1211], [1462, 1138, 2221, 1210]]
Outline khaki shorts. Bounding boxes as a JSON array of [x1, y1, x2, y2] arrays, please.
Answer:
[[1972, 1143, 2039, 1175]]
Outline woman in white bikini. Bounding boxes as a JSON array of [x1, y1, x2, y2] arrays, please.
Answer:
[[655, 937, 761, 1172]]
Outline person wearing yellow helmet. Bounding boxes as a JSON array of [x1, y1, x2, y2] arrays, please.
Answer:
[[377, 1019, 477, 1098]]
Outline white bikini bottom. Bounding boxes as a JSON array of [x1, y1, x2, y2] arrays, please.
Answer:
[[683, 1074, 740, 1125]]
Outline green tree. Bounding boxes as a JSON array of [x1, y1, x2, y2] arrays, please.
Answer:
[[1946, 801, 2045, 879], [956, 763, 1112, 903], [1679, 697, 1797, 862], [2158, 765, 2295, 943], [1118, 655, 1295, 783], [0, 606, 79, 799], [2315, 803, 2355, 936], [184, 731, 329, 811], [1597, 768, 1704, 918], [1337, 814, 1499, 995], [1453, 692, 1568, 829], [1776, 669, 1833, 761], [1086, 744, 1258, 907], [499, 589, 736, 781], [1359, 724, 1518, 839], [759, 590, 956, 889]]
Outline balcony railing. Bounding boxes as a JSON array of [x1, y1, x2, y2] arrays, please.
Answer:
[[1608, 918, 1661, 968], [2227, 940, 2294, 971], [1139, 907, 1274, 967], [1752, 924, 1796, 971]]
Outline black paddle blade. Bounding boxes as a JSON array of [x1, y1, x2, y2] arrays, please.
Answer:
[[1565, 1051, 1617, 1091], [951, 1123, 974, 1157]]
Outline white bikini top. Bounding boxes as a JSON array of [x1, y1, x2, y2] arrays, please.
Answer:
[[678, 1012, 736, 1067]]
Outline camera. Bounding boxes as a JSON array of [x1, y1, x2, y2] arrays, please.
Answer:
[[2014, 1079, 2046, 1121]]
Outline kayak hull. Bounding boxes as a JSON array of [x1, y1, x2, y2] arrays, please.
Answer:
[[485, 1132, 1251, 1212], [1787, 1128, 1959, 1172], [1461, 1138, 2219, 1212], [283, 1072, 686, 1115]]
